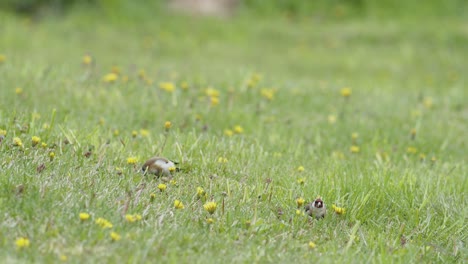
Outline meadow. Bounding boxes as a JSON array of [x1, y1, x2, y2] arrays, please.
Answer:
[[0, 4, 467, 263]]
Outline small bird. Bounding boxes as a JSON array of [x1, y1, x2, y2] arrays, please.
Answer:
[[305, 197, 326, 219], [141, 157, 177, 177]]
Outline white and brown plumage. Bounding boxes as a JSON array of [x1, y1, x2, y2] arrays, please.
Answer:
[[305, 198, 326, 219], [141, 157, 177, 177]]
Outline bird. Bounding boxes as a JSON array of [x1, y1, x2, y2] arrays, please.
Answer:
[[305, 197, 326, 219], [141, 157, 177, 177]]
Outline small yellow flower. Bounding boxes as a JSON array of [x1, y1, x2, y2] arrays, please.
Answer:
[[43, 123, 50, 129], [340, 87, 352, 97], [164, 121, 172, 129], [261, 88, 275, 100], [217, 157, 228, 163], [0, 54, 5, 63], [169, 166, 176, 172], [233, 125, 244, 134], [351, 133, 359, 140], [150, 193, 156, 201], [350, 146, 360, 153], [0, 129, 6, 136], [328, 115, 337, 124], [210, 96, 219, 106], [131, 130, 138, 138], [82, 55, 92, 65], [410, 129, 416, 137], [174, 200, 185, 209], [297, 166, 305, 172], [41, 142, 47, 148], [431, 156, 437, 163], [32, 136, 41, 146], [138, 69, 146, 79], [60, 255, 67, 262], [296, 197, 305, 207], [180, 81, 189, 90], [205, 87, 220, 97], [95, 217, 113, 228], [419, 153, 426, 161], [332, 204, 346, 215], [140, 129, 150, 137], [15, 237, 30, 249], [407, 147, 417, 154], [423, 97, 433, 109], [79, 212, 90, 221], [224, 129, 233, 137], [157, 183, 167, 192], [125, 214, 142, 223], [169, 179, 177, 185], [110, 232, 121, 241], [103, 73, 118, 83], [295, 209, 302, 215], [49, 152, 56, 160], [203, 201, 217, 215], [197, 187, 206, 198], [332, 151, 345, 159], [206, 218, 215, 224], [13, 137, 23, 147], [297, 178, 305, 185], [308, 241, 316, 249], [113, 129, 120, 136], [15, 87, 23, 95], [127, 157, 138, 165], [159, 82, 175, 93]]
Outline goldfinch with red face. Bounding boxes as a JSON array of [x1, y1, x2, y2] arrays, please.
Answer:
[[305, 197, 326, 219]]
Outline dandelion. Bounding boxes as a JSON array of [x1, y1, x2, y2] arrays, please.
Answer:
[[174, 200, 185, 209], [423, 97, 433, 109], [0, 54, 5, 63], [233, 125, 244, 134], [295, 209, 302, 215], [340, 87, 352, 97], [43, 123, 50, 129], [79, 212, 90, 221], [180, 81, 189, 90], [31, 136, 41, 146], [328, 115, 337, 124], [217, 157, 228, 163], [297, 178, 305, 185], [350, 146, 360, 153], [164, 121, 172, 129], [125, 214, 142, 223], [15, 237, 30, 249], [224, 129, 233, 137], [169, 166, 176, 172], [351, 133, 359, 141], [150, 193, 156, 201], [131, 130, 138, 138], [159, 82, 175, 93], [296, 197, 305, 208], [204, 201, 217, 215], [332, 151, 345, 159], [206, 218, 215, 224], [0, 129, 6, 136], [103, 73, 118, 83], [332, 204, 346, 215], [431, 156, 437, 163], [127, 157, 138, 165], [197, 187, 206, 198], [82, 55, 92, 65], [113, 129, 120, 136], [210, 96, 219, 106], [139, 129, 150, 137], [13, 137, 23, 147], [261, 88, 275, 100], [60, 255, 67, 262], [41, 142, 47, 148], [419, 153, 426, 161], [110, 232, 121, 241], [95, 217, 113, 229], [205, 87, 220, 97], [49, 152, 55, 160], [157, 183, 167, 192], [138, 69, 146, 79], [407, 147, 417, 154], [308, 241, 316, 249], [297, 166, 305, 172], [15, 87, 23, 95], [169, 179, 177, 185]]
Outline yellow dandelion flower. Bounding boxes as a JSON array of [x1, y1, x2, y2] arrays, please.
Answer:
[[0, 129, 6, 136], [140, 129, 150, 137], [41, 142, 47, 148], [233, 125, 244, 134], [169, 166, 176, 172], [350, 146, 360, 153], [203, 201, 217, 214], [15, 237, 30, 249], [79, 212, 90, 221], [332, 204, 346, 215], [13, 137, 23, 147], [0, 54, 5, 63], [260, 88, 275, 100], [170, 179, 177, 185], [150, 193, 156, 201], [297, 166, 305, 172], [131, 130, 138, 138], [340, 87, 352, 97], [103, 73, 118, 83], [410, 129, 416, 137], [157, 183, 167, 192], [328, 115, 337, 124], [180, 81, 189, 90], [206, 218, 215, 224], [308, 241, 316, 249], [164, 121, 172, 129], [82, 55, 92, 65], [43, 123, 50, 129], [95, 217, 113, 228], [296, 197, 305, 207], [205, 87, 220, 97], [125, 214, 142, 223], [145, 78, 153, 85], [407, 147, 417, 154], [60, 255, 67, 262], [351, 133, 359, 140], [127, 157, 138, 165], [15, 87, 23, 95], [210, 96, 219, 106], [159, 82, 175, 93], [197, 187, 206, 198], [297, 178, 305, 185], [138, 69, 146, 79], [110, 232, 121, 241], [423, 97, 433, 109], [49, 152, 55, 160], [296, 209, 302, 215], [174, 200, 185, 209], [217, 157, 228, 163], [224, 129, 233, 137], [419, 153, 426, 161], [113, 129, 120, 136]]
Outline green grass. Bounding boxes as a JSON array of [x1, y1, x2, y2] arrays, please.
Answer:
[[0, 8, 467, 263]]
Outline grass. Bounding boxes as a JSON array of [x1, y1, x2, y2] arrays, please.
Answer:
[[0, 7, 467, 263]]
